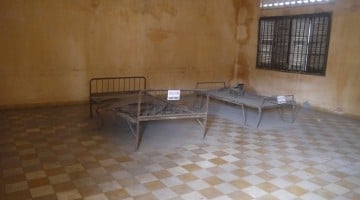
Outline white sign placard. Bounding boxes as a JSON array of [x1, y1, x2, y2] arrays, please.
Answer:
[[277, 96, 286, 104], [167, 90, 181, 100]]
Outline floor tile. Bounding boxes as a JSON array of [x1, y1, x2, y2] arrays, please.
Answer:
[[0, 103, 359, 199]]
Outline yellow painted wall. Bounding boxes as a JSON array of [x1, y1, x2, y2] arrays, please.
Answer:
[[235, 0, 360, 117], [1, 0, 359, 117], [0, 0, 237, 107]]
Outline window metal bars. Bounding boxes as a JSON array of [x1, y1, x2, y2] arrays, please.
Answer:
[[260, 0, 335, 9], [256, 13, 331, 75]]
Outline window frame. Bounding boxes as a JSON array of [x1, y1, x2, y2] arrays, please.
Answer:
[[256, 12, 332, 76]]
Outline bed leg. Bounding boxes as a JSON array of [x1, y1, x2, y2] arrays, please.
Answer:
[[203, 95, 210, 138], [135, 120, 140, 151], [256, 108, 263, 128], [95, 107, 104, 129], [135, 91, 143, 151], [277, 105, 282, 119], [202, 116, 208, 138], [291, 104, 296, 123], [90, 102, 93, 118], [241, 104, 246, 125]]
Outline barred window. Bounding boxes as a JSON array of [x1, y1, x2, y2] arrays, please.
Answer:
[[256, 13, 331, 75], [260, 0, 335, 9]]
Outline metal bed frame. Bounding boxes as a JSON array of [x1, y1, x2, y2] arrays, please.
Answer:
[[196, 81, 296, 128], [89, 76, 147, 118], [97, 89, 209, 150], [90, 77, 210, 150]]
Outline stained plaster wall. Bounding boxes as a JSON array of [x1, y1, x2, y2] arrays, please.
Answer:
[[234, 0, 360, 117], [0, 0, 238, 107], [1, 0, 359, 117]]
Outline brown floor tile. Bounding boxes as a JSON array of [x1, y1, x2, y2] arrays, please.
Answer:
[[29, 185, 54, 198], [53, 181, 76, 193], [3, 174, 27, 184], [227, 190, 253, 200], [144, 180, 166, 190], [5, 181, 28, 193], [32, 194, 58, 200], [116, 156, 133, 163], [286, 185, 308, 196], [258, 182, 280, 193], [203, 176, 223, 186], [182, 163, 201, 172], [230, 179, 251, 189], [209, 157, 227, 165], [56, 189, 83, 200], [45, 167, 65, 176], [68, 171, 91, 180], [28, 177, 49, 188], [133, 193, 158, 200], [232, 168, 251, 177], [199, 187, 223, 199], [171, 184, 193, 195], [283, 174, 302, 183], [257, 171, 277, 181], [49, 174, 71, 185], [153, 170, 173, 179], [105, 188, 130, 200], [177, 173, 198, 182], [3, 190, 32, 200], [81, 161, 102, 169], [257, 194, 281, 200], [77, 185, 102, 197], [26, 170, 47, 180]]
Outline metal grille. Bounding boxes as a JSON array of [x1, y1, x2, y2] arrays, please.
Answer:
[[257, 13, 331, 75], [260, 0, 335, 9]]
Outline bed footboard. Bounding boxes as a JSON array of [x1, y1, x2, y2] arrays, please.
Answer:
[[96, 89, 210, 150]]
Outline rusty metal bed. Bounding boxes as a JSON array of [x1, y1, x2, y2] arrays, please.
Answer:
[[196, 81, 296, 128], [89, 76, 147, 118], [95, 89, 209, 150]]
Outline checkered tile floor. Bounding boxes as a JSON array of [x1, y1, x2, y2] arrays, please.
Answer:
[[1, 103, 359, 199]]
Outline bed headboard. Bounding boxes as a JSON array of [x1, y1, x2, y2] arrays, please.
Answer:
[[89, 76, 147, 118], [89, 76, 147, 96]]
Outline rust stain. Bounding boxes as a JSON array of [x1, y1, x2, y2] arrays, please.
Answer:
[[232, 0, 255, 45], [232, 0, 254, 83], [240, 2, 254, 45], [91, 0, 100, 10], [236, 51, 250, 83], [146, 29, 170, 42], [131, 0, 177, 18], [232, 0, 242, 24], [334, 71, 348, 110]]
